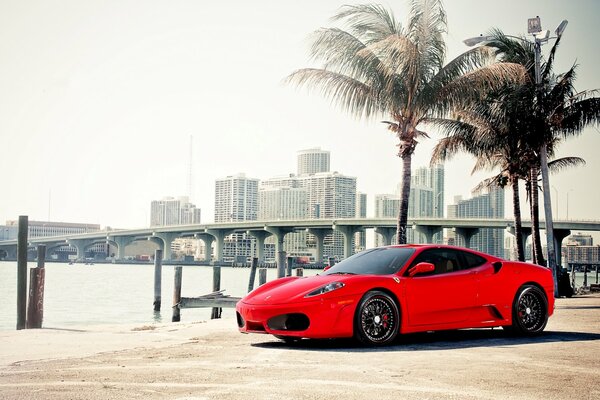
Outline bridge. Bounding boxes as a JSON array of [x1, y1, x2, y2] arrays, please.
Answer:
[[0, 217, 599, 265]]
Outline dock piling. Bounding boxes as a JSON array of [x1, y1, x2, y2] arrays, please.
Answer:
[[258, 268, 267, 286], [247, 257, 258, 293], [153, 249, 163, 312], [211, 265, 222, 319], [26, 245, 46, 329], [16, 215, 28, 330], [172, 266, 182, 322]]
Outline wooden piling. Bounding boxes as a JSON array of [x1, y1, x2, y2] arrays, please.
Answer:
[[258, 268, 267, 286], [172, 266, 182, 322], [16, 215, 28, 330], [26, 245, 46, 329], [286, 257, 293, 277], [247, 257, 258, 293], [211, 266, 222, 319], [153, 249, 163, 312], [295, 267, 304, 277], [277, 251, 286, 278]]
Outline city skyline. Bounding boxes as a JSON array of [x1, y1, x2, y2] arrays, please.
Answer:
[[1, 1, 599, 231]]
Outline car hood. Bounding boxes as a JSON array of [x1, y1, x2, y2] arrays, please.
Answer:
[[241, 274, 356, 305]]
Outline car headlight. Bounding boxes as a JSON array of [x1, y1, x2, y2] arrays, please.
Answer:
[[304, 282, 345, 298]]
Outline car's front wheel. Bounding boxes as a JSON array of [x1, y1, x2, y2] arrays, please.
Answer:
[[510, 285, 548, 335], [354, 291, 399, 346]]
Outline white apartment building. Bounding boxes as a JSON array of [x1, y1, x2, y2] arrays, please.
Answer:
[[150, 196, 201, 226], [297, 147, 330, 175]]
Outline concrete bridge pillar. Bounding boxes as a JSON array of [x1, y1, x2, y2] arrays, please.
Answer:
[[67, 239, 94, 260], [412, 225, 442, 244], [247, 230, 269, 263], [506, 226, 532, 261], [205, 229, 233, 264], [264, 227, 293, 278], [554, 229, 571, 267], [195, 234, 214, 263], [307, 228, 330, 263], [152, 232, 180, 261], [0, 245, 16, 260], [333, 225, 360, 259], [109, 236, 135, 261], [454, 227, 479, 249], [374, 227, 396, 246]]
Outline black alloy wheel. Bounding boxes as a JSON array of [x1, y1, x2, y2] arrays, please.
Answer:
[[354, 291, 399, 346], [511, 285, 548, 335]]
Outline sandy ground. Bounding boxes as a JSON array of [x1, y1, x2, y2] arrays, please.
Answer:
[[1, 295, 599, 400]]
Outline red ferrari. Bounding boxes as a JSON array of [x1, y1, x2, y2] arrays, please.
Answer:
[[236, 245, 554, 346]]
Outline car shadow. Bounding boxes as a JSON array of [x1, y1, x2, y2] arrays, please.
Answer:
[[251, 329, 600, 352]]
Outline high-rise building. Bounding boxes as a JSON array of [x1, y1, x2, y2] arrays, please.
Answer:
[[214, 174, 259, 223], [150, 196, 201, 226], [297, 147, 330, 175], [450, 187, 505, 257], [355, 192, 367, 252], [376, 164, 444, 245], [214, 174, 259, 262]]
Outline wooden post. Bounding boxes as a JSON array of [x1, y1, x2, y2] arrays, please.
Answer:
[[247, 257, 258, 293], [153, 249, 163, 312], [277, 251, 286, 278], [583, 265, 588, 287], [296, 267, 304, 277], [286, 257, 293, 277], [26, 245, 46, 329], [16, 215, 28, 330], [258, 268, 267, 286], [211, 265, 222, 319], [172, 266, 182, 322]]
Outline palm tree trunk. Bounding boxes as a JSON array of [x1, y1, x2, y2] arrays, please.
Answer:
[[530, 167, 546, 266], [511, 174, 525, 261], [397, 154, 412, 244]]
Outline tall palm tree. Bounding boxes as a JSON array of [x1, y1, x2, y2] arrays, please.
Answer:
[[286, 1, 525, 244], [484, 31, 600, 281]]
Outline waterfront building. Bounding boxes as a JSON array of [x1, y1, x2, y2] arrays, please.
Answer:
[[450, 187, 505, 258], [567, 233, 594, 246], [150, 196, 201, 226], [374, 194, 400, 247], [297, 147, 330, 176], [214, 174, 259, 262], [563, 244, 600, 264]]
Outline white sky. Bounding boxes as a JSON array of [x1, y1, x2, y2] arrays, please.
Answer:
[[1, 0, 599, 229]]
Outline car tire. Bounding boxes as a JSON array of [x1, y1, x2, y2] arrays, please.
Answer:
[[510, 285, 548, 335], [354, 290, 399, 346]]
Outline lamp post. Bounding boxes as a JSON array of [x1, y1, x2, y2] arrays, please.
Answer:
[[464, 16, 568, 297], [552, 186, 559, 219]]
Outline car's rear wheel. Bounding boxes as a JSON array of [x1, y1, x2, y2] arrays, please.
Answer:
[[510, 285, 548, 335], [354, 291, 399, 346]]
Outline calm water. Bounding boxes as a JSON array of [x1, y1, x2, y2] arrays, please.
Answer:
[[1, 261, 596, 331], [0, 261, 319, 331]]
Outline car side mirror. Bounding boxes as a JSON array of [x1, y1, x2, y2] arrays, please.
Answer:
[[408, 262, 435, 277]]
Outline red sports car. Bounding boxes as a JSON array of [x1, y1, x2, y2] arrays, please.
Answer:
[[236, 245, 554, 346]]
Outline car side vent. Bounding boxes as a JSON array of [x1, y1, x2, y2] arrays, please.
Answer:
[[492, 261, 503, 274]]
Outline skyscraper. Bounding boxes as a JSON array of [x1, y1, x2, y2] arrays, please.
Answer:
[[297, 147, 330, 175], [451, 187, 505, 257], [214, 174, 259, 262], [150, 196, 201, 226]]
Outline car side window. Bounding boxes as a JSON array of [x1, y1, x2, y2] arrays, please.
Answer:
[[460, 251, 487, 270], [408, 249, 463, 276]]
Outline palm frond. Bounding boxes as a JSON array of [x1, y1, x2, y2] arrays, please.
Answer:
[[548, 156, 586, 173]]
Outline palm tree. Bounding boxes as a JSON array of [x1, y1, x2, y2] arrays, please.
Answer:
[[429, 89, 531, 260], [286, 1, 525, 244], [484, 31, 600, 279]]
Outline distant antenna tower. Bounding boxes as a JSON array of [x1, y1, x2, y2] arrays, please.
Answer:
[[187, 135, 193, 200]]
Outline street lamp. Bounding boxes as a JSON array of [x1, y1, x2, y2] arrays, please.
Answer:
[[464, 16, 568, 296], [551, 185, 559, 219]]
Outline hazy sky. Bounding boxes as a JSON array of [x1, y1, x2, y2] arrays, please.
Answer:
[[1, 0, 599, 229]]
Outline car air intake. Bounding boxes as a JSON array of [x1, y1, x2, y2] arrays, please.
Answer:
[[267, 313, 310, 331]]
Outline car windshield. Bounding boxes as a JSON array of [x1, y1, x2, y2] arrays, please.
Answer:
[[324, 247, 416, 276]]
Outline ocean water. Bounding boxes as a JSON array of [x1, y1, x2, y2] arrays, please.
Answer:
[[0, 261, 320, 331], [1, 261, 596, 331]]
